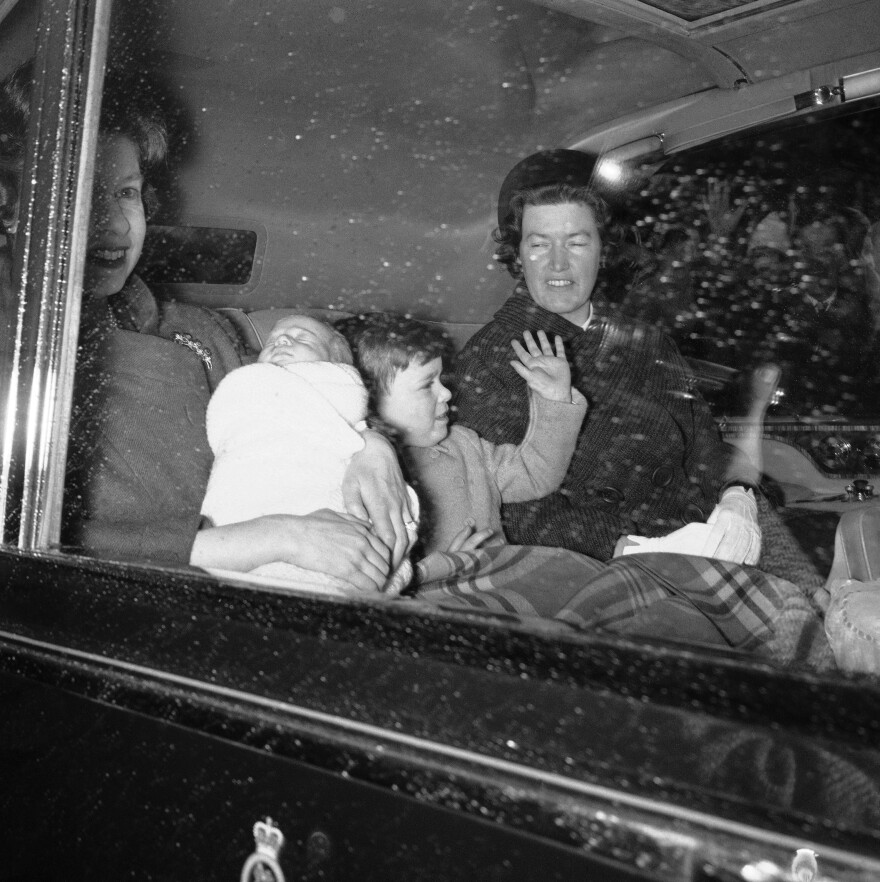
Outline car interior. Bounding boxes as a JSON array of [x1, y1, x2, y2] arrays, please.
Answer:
[[2, 0, 880, 877], [103, 0, 880, 582]]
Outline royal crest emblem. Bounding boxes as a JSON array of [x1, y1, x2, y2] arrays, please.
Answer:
[[172, 332, 213, 370], [240, 817, 286, 882], [790, 848, 819, 882]]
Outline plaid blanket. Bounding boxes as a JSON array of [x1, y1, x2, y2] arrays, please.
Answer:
[[416, 545, 834, 671]]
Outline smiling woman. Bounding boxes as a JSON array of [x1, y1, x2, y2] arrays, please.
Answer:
[[2, 0, 880, 878], [85, 138, 144, 289], [518, 200, 604, 326], [0, 59, 413, 590]]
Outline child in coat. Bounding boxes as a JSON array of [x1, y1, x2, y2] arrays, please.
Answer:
[[340, 313, 591, 606], [340, 314, 833, 672]]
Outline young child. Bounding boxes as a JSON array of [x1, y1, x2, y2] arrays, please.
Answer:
[[200, 313, 415, 595], [342, 313, 593, 610], [339, 315, 833, 672]]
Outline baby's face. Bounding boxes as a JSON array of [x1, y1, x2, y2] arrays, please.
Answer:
[[258, 316, 335, 367]]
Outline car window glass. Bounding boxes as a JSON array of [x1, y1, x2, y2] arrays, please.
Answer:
[[612, 105, 880, 421], [606, 105, 880, 585], [4, 0, 879, 688]]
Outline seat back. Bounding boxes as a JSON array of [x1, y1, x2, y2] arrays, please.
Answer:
[[218, 306, 483, 356]]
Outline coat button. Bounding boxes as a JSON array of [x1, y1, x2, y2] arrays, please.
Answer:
[[651, 466, 673, 488], [682, 503, 706, 524], [598, 486, 624, 504]]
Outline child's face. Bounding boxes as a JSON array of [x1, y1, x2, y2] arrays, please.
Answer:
[[378, 356, 452, 447], [258, 316, 336, 366]]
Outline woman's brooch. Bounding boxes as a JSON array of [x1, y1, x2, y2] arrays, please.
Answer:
[[172, 332, 213, 370]]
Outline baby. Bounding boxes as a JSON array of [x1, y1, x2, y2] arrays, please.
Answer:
[[200, 313, 415, 594], [341, 313, 587, 590]]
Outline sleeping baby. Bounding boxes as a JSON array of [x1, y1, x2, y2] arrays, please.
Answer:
[[200, 313, 415, 595]]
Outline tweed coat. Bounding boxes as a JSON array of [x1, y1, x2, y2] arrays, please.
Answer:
[[62, 276, 250, 563], [454, 288, 733, 561]]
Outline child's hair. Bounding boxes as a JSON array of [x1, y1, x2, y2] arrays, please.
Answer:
[[335, 313, 452, 400], [337, 313, 451, 551]]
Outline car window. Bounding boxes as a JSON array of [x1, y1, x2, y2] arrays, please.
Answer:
[[3, 1, 880, 678], [610, 104, 880, 420], [139, 224, 258, 287], [604, 104, 880, 578]]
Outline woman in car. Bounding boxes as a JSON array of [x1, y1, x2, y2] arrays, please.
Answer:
[[454, 149, 818, 589], [0, 62, 411, 592]]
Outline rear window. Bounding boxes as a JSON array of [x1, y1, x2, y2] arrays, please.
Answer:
[[139, 224, 257, 285]]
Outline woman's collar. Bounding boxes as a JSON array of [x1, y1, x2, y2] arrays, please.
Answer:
[[580, 302, 595, 330], [509, 284, 597, 333], [109, 275, 159, 333]]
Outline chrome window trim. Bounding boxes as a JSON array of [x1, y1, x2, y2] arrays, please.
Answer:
[[570, 48, 880, 157], [0, 0, 111, 549]]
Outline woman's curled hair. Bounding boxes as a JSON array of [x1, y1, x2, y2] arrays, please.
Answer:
[[0, 59, 170, 226], [493, 182, 621, 280], [0, 61, 30, 234]]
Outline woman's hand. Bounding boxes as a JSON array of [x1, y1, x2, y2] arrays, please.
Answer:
[[701, 487, 761, 565], [612, 535, 638, 557], [510, 330, 572, 402], [342, 429, 414, 568], [190, 511, 392, 592]]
